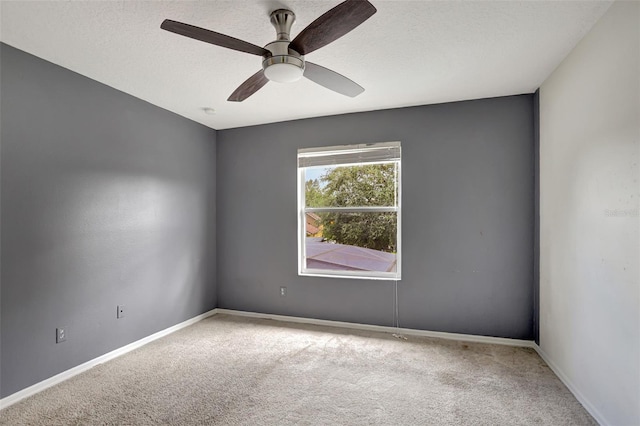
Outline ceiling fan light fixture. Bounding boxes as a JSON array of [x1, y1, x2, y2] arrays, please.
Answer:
[[264, 62, 304, 83], [262, 53, 305, 83]]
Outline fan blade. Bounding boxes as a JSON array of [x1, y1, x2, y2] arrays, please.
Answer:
[[289, 0, 376, 55], [228, 70, 269, 102], [304, 62, 364, 97], [161, 19, 270, 57]]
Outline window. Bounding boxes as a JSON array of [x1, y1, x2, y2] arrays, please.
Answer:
[[297, 141, 401, 280]]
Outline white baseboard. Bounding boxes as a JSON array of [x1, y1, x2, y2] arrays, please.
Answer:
[[11, 307, 606, 425], [0, 309, 217, 410], [215, 309, 536, 348], [533, 343, 607, 426]]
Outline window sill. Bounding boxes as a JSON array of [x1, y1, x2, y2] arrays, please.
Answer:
[[299, 270, 401, 281]]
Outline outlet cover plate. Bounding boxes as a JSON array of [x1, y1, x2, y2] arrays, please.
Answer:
[[117, 305, 125, 319], [56, 327, 66, 343]]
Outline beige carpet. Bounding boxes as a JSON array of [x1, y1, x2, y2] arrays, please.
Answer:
[[1, 314, 596, 425]]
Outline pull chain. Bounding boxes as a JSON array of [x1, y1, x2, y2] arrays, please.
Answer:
[[392, 280, 406, 340]]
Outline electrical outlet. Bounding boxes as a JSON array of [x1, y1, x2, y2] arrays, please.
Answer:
[[280, 286, 287, 297], [117, 305, 125, 319], [56, 327, 66, 343]]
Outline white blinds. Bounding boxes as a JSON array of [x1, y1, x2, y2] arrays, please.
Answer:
[[298, 141, 401, 168]]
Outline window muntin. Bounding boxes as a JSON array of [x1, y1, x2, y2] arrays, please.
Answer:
[[298, 142, 401, 280]]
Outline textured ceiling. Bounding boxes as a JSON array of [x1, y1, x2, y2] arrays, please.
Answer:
[[1, 1, 612, 130]]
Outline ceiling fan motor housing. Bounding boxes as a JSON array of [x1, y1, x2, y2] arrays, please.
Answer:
[[262, 9, 304, 83]]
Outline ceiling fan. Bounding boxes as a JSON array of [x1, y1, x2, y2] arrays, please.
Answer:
[[161, 0, 376, 102]]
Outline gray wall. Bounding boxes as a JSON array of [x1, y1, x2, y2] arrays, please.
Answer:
[[217, 95, 534, 339], [0, 41, 534, 399], [0, 44, 217, 398]]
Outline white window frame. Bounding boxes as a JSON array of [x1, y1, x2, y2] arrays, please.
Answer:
[[297, 141, 401, 280]]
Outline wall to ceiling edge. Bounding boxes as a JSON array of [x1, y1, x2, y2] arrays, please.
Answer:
[[0, 43, 218, 398], [217, 94, 535, 340]]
